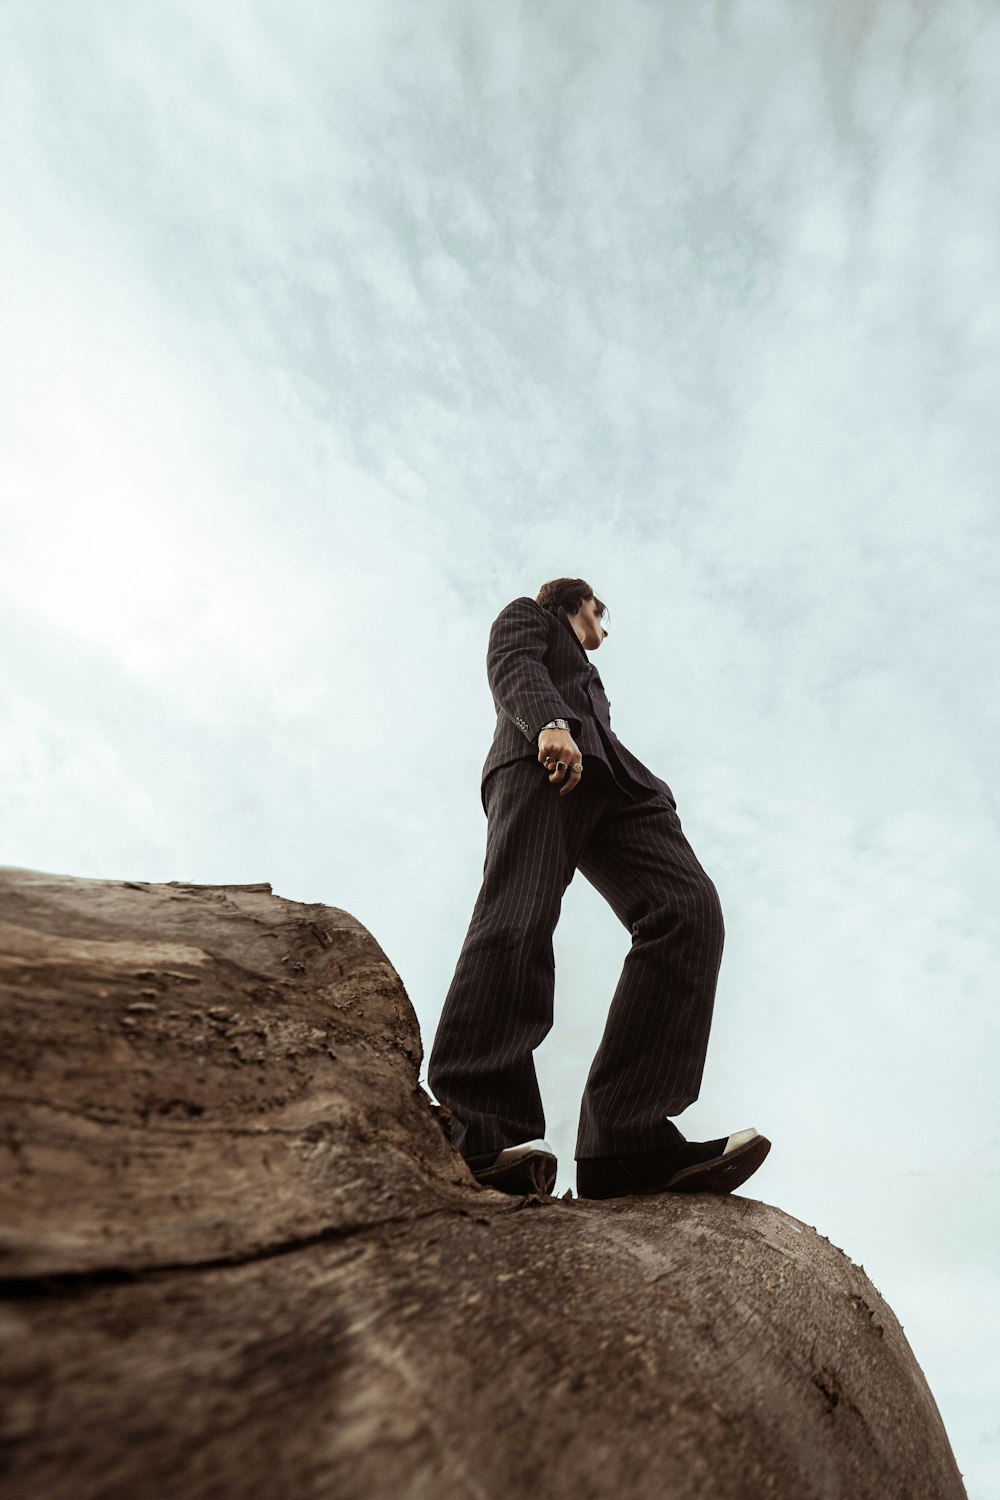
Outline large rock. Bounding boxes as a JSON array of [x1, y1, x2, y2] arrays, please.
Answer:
[[0, 867, 966, 1500]]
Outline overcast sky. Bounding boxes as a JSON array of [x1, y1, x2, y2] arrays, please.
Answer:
[[2, 2, 998, 1491]]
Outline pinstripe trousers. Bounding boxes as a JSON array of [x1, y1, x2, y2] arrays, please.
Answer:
[[427, 756, 725, 1163]]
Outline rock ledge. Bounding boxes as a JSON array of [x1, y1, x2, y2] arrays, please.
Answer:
[[0, 868, 966, 1500]]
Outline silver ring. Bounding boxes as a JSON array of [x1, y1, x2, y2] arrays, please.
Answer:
[[571, 763, 582, 772]]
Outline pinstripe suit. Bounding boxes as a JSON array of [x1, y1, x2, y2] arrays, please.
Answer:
[[428, 597, 724, 1164]]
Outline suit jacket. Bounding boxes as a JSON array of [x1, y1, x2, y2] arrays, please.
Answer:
[[480, 596, 674, 809]]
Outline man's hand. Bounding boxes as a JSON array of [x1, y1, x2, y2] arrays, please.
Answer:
[[537, 728, 583, 795]]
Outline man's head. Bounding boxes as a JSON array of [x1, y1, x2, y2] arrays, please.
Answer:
[[536, 577, 609, 651]]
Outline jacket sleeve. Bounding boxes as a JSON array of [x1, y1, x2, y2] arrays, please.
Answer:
[[487, 598, 582, 744]]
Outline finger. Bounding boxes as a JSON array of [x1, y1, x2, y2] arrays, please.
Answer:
[[548, 758, 569, 785], [559, 763, 583, 796]]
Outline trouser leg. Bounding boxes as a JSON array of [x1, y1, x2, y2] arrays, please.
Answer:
[[574, 787, 725, 1160], [427, 758, 607, 1161]]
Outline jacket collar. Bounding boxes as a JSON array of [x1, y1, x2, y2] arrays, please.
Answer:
[[557, 605, 589, 660]]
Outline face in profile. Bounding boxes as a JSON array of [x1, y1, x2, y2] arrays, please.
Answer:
[[572, 595, 609, 650]]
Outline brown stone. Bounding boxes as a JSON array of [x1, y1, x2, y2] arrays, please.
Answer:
[[0, 867, 966, 1499]]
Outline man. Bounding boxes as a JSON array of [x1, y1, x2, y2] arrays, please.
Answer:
[[427, 578, 770, 1200]]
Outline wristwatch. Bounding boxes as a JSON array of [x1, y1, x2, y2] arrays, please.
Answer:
[[539, 719, 570, 734]]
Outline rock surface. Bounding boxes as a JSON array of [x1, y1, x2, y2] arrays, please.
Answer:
[[0, 867, 966, 1500]]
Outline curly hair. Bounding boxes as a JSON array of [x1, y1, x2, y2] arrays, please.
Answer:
[[535, 577, 609, 623]]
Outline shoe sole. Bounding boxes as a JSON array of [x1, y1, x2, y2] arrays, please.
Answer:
[[473, 1149, 557, 1196], [649, 1134, 772, 1195]]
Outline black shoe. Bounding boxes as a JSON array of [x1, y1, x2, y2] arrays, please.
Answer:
[[467, 1138, 558, 1196], [576, 1128, 770, 1200]]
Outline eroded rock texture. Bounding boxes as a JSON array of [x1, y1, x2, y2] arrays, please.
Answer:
[[0, 867, 965, 1500]]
